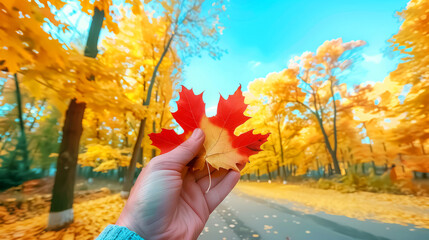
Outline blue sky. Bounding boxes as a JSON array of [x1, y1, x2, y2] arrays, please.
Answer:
[[182, 0, 408, 115]]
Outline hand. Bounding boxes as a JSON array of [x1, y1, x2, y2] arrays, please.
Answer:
[[116, 129, 241, 240]]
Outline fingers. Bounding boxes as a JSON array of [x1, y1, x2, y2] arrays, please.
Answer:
[[152, 129, 205, 172], [171, 128, 205, 160], [195, 162, 246, 193], [196, 168, 229, 192], [204, 170, 240, 213], [182, 173, 210, 220], [195, 162, 245, 181], [194, 163, 216, 181]]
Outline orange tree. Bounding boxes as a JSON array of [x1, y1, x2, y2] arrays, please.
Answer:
[[388, 0, 429, 175], [244, 39, 365, 175], [239, 75, 307, 181]]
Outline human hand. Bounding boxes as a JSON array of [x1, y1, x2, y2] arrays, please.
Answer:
[[116, 129, 241, 240]]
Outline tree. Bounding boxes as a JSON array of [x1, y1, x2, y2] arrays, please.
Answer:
[[388, 0, 429, 175], [269, 39, 365, 174], [48, 6, 105, 229], [0, 75, 53, 188], [12, 74, 29, 171], [239, 77, 306, 181], [0, 0, 69, 176], [27, 107, 62, 177], [121, 0, 227, 197]]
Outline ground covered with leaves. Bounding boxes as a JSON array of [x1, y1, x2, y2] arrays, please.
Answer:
[[0, 194, 124, 240], [236, 182, 429, 229], [1, 182, 429, 239]]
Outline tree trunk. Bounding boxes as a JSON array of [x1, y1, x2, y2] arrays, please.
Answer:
[[282, 165, 287, 179], [316, 158, 321, 177], [47, 8, 104, 230], [122, 118, 146, 198], [137, 146, 144, 167], [13, 74, 29, 171], [151, 120, 157, 158], [266, 163, 272, 182], [328, 164, 333, 176], [322, 165, 326, 178], [315, 114, 341, 174], [276, 119, 287, 180], [329, 81, 340, 174], [340, 149, 346, 175], [48, 99, 85, 229], [362, 122, 377, 174], [371, 161, 377, 175], [122, 34, 175, 198], [256, 169, 260, 182], [136, 145, 144, 176], [310, 81, 341, 174], [368, 138, 377, 174], [383, 142, 388, 172]]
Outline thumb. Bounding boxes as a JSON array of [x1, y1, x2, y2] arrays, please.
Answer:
[[157, 128, 205, 171]]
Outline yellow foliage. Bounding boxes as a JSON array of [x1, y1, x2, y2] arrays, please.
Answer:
[[22, 51, 147, 119], [242, 38, 371, 176], [0, 0, 68, 73], [386, 0, 429, 159], [78, 144, 130, 171]]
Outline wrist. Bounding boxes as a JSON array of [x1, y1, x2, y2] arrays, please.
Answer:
[[116, 215, 141, 238]]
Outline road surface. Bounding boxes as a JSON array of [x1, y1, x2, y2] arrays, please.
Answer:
[[199, 190, 429, 240]]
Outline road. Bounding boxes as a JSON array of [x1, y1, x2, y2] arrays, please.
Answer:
[[199, 190, 429, 240]]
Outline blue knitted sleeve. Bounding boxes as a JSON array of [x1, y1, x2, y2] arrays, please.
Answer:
[[96, 225, 144, 240]]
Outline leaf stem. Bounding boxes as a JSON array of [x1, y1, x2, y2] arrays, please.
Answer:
[[205, 161, 212, 193]]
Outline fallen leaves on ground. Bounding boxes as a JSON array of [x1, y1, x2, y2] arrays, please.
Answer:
[[236, 182, 429, 229], [0, 188, 113, 225], [0, 194, 125, 240]]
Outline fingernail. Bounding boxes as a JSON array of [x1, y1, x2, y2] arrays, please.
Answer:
[[191, 128, 203, 139]]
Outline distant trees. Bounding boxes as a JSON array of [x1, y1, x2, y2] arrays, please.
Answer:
[[241, 39, 366, 176], [241, 28, 428, 179]]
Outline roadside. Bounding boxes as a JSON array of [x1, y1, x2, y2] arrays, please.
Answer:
[[202, 190, 429, 240], [235, 181, 429, 229]]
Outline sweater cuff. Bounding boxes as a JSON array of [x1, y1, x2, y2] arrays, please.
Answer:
[[96, 224, 144, 240]]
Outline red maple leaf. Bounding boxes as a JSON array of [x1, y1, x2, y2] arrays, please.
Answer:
[[149, 86, 269, 171]]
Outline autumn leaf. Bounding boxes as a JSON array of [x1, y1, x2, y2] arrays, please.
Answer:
[[149, 86, 269, 171]]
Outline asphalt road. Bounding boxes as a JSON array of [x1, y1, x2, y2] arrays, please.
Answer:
[[199, 190, 429, 240]]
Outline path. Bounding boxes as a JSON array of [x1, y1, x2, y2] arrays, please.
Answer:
[[199, 190, 429, 240]]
